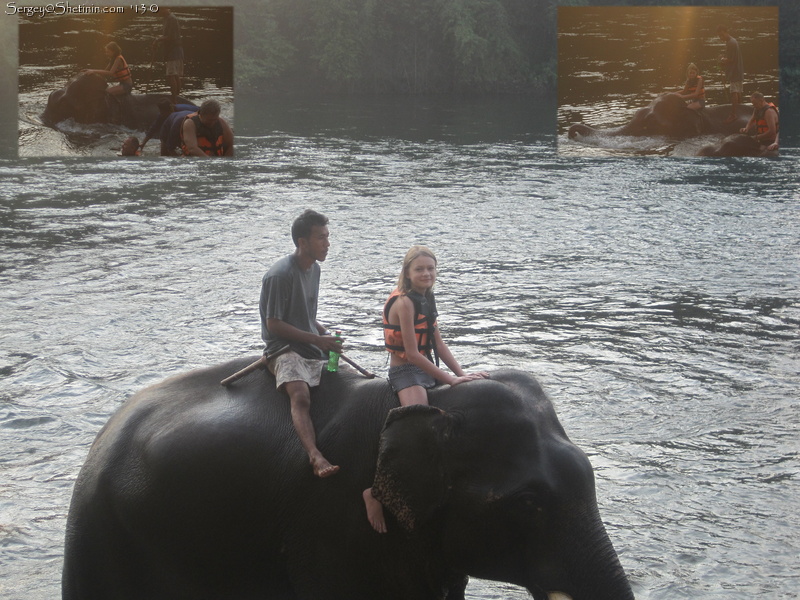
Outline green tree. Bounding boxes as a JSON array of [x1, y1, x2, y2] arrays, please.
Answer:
[[236, 2, 296, 91]]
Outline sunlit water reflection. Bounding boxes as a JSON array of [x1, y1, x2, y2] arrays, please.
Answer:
[[558, 6, 780, 157]]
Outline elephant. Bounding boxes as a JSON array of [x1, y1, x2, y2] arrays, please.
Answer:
[[42, 72, 191, 130], [62, 359, 635, 600], [568, 92, 751, 140], [697, 133, 778, 157]]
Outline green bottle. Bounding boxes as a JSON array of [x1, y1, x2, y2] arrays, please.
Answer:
[[327, 331, 342, 372]]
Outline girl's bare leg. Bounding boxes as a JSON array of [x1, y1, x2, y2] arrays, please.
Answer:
[[364, 384, 428, 532], [397, 384, 429, 407]]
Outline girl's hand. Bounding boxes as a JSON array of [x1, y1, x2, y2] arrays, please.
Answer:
[[450, 372, 490, 386]]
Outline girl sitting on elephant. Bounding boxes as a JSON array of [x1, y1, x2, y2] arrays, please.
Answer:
[[362, 245, 489, 533], [677, 63, 705, 111], [83, 42, 133, 96]]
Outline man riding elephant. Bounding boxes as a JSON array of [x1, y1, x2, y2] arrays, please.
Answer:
[[259, 209, 342, 478], [697, 93, 779, 157], [740, 92, 778, 148]]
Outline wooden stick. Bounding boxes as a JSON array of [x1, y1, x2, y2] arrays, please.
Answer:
[[220, 355, 267, 386], [339, 354, 377, 379], [144, 46, 155, 94], [221, 348, 377, 386]]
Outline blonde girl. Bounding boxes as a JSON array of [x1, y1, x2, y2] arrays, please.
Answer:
[[678, 63, 705, 111], [363, 246, 488, 533], [84, 42, 133, 96]]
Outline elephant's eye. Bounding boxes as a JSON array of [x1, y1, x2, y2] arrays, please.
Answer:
[[516, 492, 544, 512]]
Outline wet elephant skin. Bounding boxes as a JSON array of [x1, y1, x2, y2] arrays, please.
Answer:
[[568, 93, 750, 140], [62, 362, 635, 600], [42, 72, 192, 131]]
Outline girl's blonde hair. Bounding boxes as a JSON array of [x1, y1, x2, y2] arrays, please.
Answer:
[[687, 63, 700, 76], [397, 245, 437, 295], [105, 42, 122, 58]]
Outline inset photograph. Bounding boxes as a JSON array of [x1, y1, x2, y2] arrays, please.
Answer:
[[18, 6, 233, 157], [558, 6, 778, 157]]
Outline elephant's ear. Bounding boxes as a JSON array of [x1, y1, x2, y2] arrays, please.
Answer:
[[372, 404, 450, 532]]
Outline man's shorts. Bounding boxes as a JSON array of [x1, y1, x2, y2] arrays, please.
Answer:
[[388, 363, 436, 393], [267, 351, 326, 390], [166, 59, 184, 77], [729, 81, 743, 94]]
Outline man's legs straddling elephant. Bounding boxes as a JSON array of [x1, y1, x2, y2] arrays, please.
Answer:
[[283, 379, 339, 478]]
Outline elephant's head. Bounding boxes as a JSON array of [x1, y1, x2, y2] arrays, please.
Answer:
[[618, 93, 699, 138], [42, 72, 108, 125], [697, 133, 766, 157], [372, 371, 634, 600]]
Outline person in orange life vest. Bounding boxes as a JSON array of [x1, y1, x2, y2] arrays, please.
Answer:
[[740, 92, 778, 147], [362, 246, 489, 534], [119, 136, 141, 156], [83, 42, 133, 96], [677, 63, 706, 111], [180, 99, 234, 157]]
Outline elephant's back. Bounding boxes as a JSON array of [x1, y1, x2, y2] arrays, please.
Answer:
[[81, 358, 396, 505], [95, 357, 298, 463], [68, 359, 390, 562]]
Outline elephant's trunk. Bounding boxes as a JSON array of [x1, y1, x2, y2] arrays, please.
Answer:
[[563, 510, 635, 600], [529, 506, 634, 600], [567, 123, 598, 139]]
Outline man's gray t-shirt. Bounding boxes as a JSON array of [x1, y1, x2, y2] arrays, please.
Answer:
[[726, 37, 743, 83], [260, 254, 324, 359], [162, 13, 183, 62]]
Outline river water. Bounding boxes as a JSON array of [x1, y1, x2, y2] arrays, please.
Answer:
[[1, 93, 798, 599], [558, 6, 780, 157], [17, 7, 234, 157]]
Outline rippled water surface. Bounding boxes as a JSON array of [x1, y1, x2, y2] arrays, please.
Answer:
[[17, 7, 234, 157], [557, 6, 780, 157], [1, 127, 798, 598]]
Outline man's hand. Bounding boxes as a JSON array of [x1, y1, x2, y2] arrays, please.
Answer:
[[316, 334, 343, 354]]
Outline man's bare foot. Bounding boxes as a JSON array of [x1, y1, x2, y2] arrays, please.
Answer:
[[363, 488, 387, 533], [311, 456, 340, 478]]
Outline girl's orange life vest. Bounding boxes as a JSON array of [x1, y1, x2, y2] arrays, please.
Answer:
[[755, 103, 778, 136], [109, 55, 132, 83], [180, 113, 225, 157], [683, 76, 705, 100], [383, 288, 439, 365]]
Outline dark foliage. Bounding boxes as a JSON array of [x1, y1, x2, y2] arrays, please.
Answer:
[[234, 0, 795, 100], [235, 0, 556, 94]]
